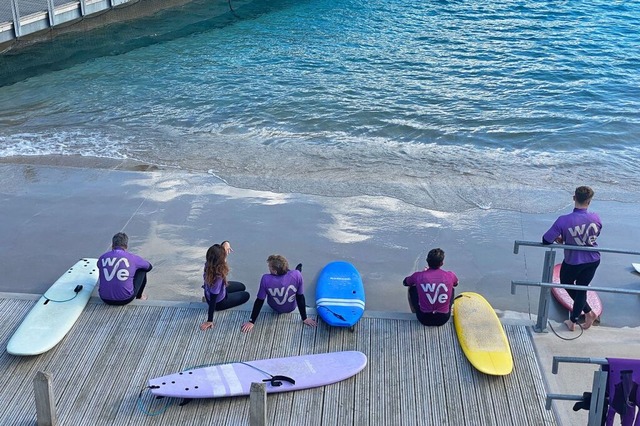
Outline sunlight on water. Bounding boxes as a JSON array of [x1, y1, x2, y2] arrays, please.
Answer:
[[0, 0, 639, 213]]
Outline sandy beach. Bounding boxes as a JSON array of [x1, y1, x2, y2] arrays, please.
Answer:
[[1, 158, 639, 328]]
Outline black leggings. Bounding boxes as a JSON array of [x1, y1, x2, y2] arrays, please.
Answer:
[[560, 260, 600, 323], [408, 286, 453, 327], [215, 281, 250, 311], [103, 269, 148, 306]]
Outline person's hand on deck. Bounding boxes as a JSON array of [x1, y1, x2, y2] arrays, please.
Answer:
[[303, 318, 317, 327], [241, 321, 254, 333], [200, 321, 214, 330]]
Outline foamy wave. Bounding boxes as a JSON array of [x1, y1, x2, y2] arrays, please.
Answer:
[[0, 131, 129, 159]]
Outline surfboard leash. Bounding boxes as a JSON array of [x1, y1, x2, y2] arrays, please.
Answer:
[[547, 321, 584, 341], [317, 305, 347, 322], [43, 284, 84, 303], [186, 361, 295, 387], [237, 362, 296, 387]]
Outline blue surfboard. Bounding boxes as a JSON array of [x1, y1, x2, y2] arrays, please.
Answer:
[[315, 261, 365, 327]]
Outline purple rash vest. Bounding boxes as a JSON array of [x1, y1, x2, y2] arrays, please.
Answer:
[[257, 270, 304, 313], [543, 208, 602, 265], [98, 248, 152, 301], [404, 268, 458, 314], [203, 268, 227, 304]]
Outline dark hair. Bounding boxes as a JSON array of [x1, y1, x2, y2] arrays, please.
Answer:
[[574, 186, 594, 204], [426, 248, 445, 269], [112, 232, 128, 249], [204, 244, 229, 286], [267, 254, 289, 276]]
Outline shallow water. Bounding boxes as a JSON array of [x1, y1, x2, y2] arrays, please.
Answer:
[[1, 0, 639, 214]]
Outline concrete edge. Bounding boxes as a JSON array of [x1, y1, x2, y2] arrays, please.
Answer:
[[527, 325, 561, 424], [0, 292, 541, 326]]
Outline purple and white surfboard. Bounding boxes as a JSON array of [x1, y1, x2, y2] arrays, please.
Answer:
[[149, 351, 367, 399]]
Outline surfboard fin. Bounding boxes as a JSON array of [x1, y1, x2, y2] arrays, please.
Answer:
[[295, 263, 303, 272], [179, 398, 193, 406]]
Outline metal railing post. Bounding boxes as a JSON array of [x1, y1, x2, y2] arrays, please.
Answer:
[[11, 0, 21, 38], [46, 0, 56, 26], [534, 250, 556, 332], [587, 370, 608, 426]]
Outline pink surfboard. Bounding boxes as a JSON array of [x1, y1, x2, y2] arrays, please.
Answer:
[[148, 351, 367, 399], [551, 264, 603, 317]]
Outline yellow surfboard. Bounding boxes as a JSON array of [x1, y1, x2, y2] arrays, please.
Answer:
[[453, 292, 513, 376]]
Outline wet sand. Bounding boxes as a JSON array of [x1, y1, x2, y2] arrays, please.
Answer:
[[1, 159, 639, 327]]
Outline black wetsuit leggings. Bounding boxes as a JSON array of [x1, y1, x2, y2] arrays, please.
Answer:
[[408, 286, 452, 327], [215, 281, 251, 310], [103, 269, 148, 306], [560, 260, 600, 323]]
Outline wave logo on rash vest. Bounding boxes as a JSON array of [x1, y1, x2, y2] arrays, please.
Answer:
[[420, 282, 449, 305], [100, 257, 131, 281], [267, 285, 297, 305], [568, 223, 600, 246]]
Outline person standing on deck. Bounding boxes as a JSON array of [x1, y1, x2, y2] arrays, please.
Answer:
[[403, 248, 458, 326], [98, 232, 152, 305], [542, 186, 602, 331]]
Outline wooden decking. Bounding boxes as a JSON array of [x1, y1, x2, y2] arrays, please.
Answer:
[[0, 296, 555, 425]]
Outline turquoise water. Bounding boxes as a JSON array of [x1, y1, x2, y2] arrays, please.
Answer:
[[1, 0, 639, 213]]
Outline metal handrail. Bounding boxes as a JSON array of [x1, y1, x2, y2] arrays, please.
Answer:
[[514, 240, 640, 256], [512, 240, 640, 332], [546, 356, 610, 426], [512, 281, 640, 296]]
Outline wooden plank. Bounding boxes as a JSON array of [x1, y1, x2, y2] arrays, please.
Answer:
[[367, 318, 385, 425], [506, 326, 556, 425], [133, 305, 207, 425], [335, 320, 358, 426], [269, 312, 305, 426], [250, 382, 267, 426], [34, 371, 57, 426], [395, 319, 418, 426], [0, 298, 33, 340], [440, 322, 470, 425], [408, 320, 432, 426], [382, 320, 402, 425], [290, 311, 325, 426], [353, 318, 372, 426]]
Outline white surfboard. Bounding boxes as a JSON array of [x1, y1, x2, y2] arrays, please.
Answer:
[[632, 263, 640, 274], [6, 258, 99, 356]]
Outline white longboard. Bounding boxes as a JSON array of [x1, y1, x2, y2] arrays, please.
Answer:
[[6, 258, 99, 356], [633, 263, 640, 274]]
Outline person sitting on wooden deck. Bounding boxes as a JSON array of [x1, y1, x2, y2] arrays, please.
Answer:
[[403, 248, 458, 326], [200, 243, 250, 331], [98, 232, 152, 305], [241, 255, 317, 333]]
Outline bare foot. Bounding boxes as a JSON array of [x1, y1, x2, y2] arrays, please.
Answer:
[[583, 311, 597, 329], [137, 293, 148, 301], [564, 319, 575, 331]]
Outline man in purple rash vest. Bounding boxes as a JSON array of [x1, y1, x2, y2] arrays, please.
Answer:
[[542, 186, 602, 331], [98, 232, 153, 305], [241, 254, 316, 332], [403, 248, 458, 326]]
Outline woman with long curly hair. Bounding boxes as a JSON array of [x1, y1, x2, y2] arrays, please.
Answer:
[[200, 243, 250, 330]]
